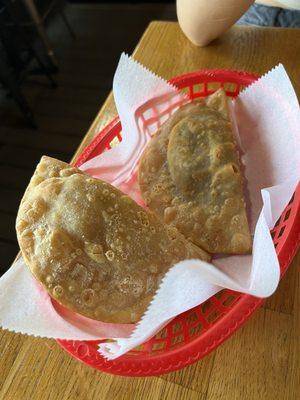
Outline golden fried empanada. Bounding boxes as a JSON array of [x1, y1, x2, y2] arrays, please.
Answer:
[[16, 156, 210, 323], [139, 89, 251, 254]]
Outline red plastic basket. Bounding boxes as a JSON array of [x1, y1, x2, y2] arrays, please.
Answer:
[[57, 69, 300, 376]]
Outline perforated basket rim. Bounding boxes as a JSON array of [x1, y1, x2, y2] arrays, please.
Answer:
[[57, 69, 300, 376]]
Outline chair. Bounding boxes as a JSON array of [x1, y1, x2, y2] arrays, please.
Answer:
[[0, 0, 56, 126], [22, 0, 75, 69]]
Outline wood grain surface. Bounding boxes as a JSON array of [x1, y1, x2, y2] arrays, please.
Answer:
[[1, 22, 299, 400]]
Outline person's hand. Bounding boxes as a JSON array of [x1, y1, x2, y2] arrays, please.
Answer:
[[177, 0, 254, 46]]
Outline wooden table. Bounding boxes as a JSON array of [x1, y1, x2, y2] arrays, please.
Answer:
[[1, 22, 299, 400]]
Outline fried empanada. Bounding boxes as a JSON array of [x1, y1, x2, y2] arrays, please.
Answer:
[[139, 89, 251, 254], [16, 156, 210, 323]]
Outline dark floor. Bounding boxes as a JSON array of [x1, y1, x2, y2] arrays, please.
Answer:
[[0, 3, 176, 272]]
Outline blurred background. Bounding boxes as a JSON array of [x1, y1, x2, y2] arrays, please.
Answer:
[[0, 0, 176, 271]]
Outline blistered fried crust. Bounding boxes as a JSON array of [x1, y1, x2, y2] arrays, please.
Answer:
[[16, 156, 210, 323], [139, 89, 251, 254]]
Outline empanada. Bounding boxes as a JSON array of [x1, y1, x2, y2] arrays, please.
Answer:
[[16, 156, 210, 323], [139, 89, 251, 254]]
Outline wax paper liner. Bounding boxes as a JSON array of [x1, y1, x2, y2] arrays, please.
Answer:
[[0, 54, 299, 359]]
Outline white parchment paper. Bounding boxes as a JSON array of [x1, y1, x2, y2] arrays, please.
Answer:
[[0, 54, 299, 360]]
